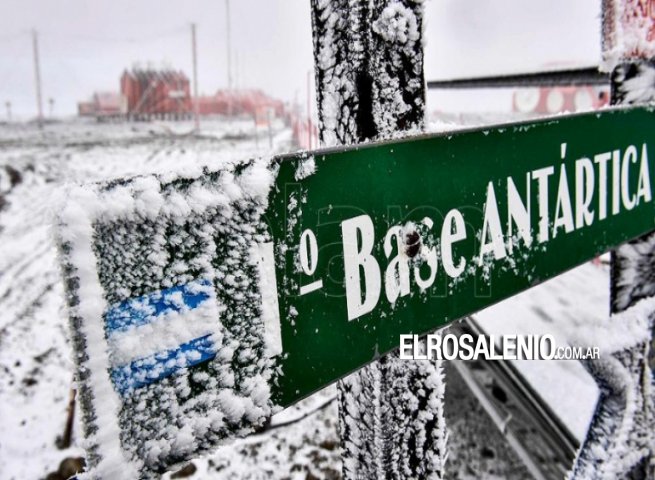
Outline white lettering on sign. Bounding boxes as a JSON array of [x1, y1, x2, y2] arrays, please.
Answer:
[[413, 217, 438, 291], [384, 226, 410, 303], [480, 182, 507, 265], [335, 143, 653, 322], [637, 144, 652, 204], [622, 145, 638, 210], [441, 209, 467, 277], [594, 152, 611, 220], [300, 229, 319, 274], [342, 215, 381, 321], [531, 165, 555, 243], [612, 150, 621, 215], [507, 173, 532, 253], [553, 163, 574, 238], [299, 229, 323, 296], [575, 157, 595, 229]]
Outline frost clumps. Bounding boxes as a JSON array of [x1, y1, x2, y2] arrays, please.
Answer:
[[372, 3, 420, 47], [310, 0, 425, 146], [339, 350, 446, 480], [56, 157, 280, 478], [370, 0, 426, 140], [611, 61, 655, 105], [311, 0, 363, 147], [294, 155, 317, 181]]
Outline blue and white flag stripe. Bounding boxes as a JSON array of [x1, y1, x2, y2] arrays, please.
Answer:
[[104, 278, 221, 395], [110, 334, 217, 394], [105, 279, 214, 333]]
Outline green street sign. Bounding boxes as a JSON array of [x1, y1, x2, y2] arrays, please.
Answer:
[[272, 106, 655, 405], [58, 106, 655, 476]]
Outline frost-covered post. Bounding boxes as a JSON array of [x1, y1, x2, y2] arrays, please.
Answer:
[[310, 1, 447, 478], [569, 1, 655, 478]]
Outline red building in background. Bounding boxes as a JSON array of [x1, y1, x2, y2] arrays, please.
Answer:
[[78, 67, 287, 123], [77, 92, 126, 119], [197, 89, 285, 119], [120, 68, 192, 120]]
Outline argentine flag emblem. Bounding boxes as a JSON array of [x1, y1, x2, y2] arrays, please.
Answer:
[[104, 278, 221, 395]]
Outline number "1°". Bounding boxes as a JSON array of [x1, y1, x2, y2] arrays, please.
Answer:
[[299, 229, 323, 296]]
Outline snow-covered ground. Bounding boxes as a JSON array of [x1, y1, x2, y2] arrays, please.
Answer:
[[475, 263, 603, 441], [0, 116, 611, 479]]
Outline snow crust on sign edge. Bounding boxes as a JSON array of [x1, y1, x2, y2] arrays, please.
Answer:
[[57, 185, 140, 479], [54, 156, 283, 479]]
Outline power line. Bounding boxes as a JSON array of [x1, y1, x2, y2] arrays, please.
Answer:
[[225, 0, 232, 88], [191, 23, 199, 130], [427, 67, 608, 89]]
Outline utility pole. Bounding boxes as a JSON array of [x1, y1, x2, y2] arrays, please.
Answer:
[[240, 52, 246, 89], [191, 23, 200, 131], [225, 0, 232, 90], [234, 50, 239, 90], [310, 2, 446, 478], [306, 70, 312, 150], [32, 29, 43, 125], [253, 112, 259, 151], [267, 108, 273, 149], [48, 98, 54, 118], [225, 0, 233, 117], [5, 101, 11, 122]]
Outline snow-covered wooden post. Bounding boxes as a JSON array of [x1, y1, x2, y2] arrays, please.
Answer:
[[569, 1, 655, 478], [310, 1, 447, 478]]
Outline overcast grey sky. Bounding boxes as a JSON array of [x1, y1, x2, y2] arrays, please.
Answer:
[[424, 0, 601, 112], [0, 0, 601, 118]]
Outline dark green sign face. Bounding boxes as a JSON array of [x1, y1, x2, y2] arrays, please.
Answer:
[[269, 107, 655, 406]]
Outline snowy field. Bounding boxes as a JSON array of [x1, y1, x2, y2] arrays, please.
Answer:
[[476, 263, 603, 441], [0, 117, 608, 479]]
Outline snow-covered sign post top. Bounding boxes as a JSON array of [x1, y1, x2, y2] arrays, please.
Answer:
[[57, 106, 655, 478]]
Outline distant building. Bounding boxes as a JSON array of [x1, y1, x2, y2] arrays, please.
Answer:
[[78, 68, 287, 122], [77, 91, 126, 119], [120, 68, 192, 120], [197, 89, 285, 119]]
